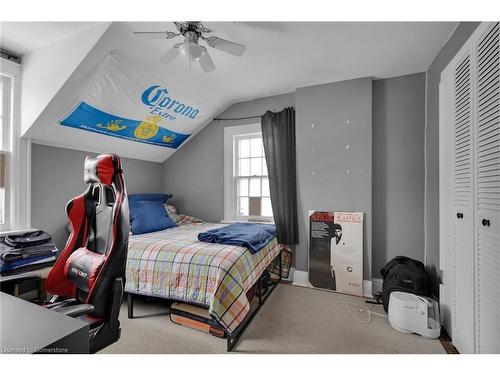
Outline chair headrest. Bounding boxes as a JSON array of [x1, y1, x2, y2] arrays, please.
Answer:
[[84, 153, 121, 186]]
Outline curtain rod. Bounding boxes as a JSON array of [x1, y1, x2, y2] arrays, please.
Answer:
[[213, 106, 294, 121], [1, 49, 21, 64], [213, 114, 263, 121]]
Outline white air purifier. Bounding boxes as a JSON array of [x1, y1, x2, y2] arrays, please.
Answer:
[[388, 291, 441, 339]]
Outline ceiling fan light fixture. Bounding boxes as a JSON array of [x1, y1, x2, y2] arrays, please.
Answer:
[[134, 22, 245, 72], [179, 39, 204, 62]]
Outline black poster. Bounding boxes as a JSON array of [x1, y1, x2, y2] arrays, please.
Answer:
[[309, 211, 336, 290]]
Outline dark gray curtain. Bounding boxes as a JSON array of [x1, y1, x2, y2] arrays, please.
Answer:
[[261, 107, 299, 245]]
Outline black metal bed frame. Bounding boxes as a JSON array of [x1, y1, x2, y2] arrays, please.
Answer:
[[126, 250, 282, 352]]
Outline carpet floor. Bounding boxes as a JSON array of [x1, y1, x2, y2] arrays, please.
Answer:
[[101, 284, 446, 354]]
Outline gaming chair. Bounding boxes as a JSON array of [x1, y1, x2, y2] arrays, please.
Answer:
[[43, 153, 130, 353]]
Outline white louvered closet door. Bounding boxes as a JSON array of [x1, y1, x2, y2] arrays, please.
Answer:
[[452, 51, 476, 354], [475, 22, 500, 354], [442, 22, 500, 354]]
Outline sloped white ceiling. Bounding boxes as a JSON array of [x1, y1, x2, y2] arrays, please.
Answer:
[[19, 23, 111, 135], [17, 21, 457, 162], [0, 22, 100, 56]]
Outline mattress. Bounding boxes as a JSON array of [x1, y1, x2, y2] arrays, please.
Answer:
[[125, 222, 288, 333]]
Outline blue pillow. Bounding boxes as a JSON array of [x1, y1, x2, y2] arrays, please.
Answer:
[[128, 193, 173, 202], [129, 199, 177, 235]]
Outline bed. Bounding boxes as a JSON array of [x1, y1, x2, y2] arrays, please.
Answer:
[[124, 220, 292, 350]]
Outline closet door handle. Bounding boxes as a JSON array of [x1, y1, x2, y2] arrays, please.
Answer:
[[457, 212, 464, 219], [482, 219, 491, 227]]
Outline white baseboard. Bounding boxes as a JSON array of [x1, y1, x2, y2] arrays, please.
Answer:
[[292, 270, 310, 287], [372, 278, 383, 294], [283, 267, 295, 282], [363, 280, 373, 298]]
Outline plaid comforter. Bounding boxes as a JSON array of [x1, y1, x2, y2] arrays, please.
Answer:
[[125, 222, 291, 333]]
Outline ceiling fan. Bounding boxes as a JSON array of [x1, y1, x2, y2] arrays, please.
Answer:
[[132, 22, 246, 72]]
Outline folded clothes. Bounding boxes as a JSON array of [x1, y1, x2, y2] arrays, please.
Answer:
[[0, 251, 57, 274], [197, 222, 276, 254], [1, 242, 57, 262], [3, 230, 52, 248], [0, 234, 58, 275]]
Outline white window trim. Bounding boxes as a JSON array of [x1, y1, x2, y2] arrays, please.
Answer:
[[1, 58, 31, 232], [224, 123, 272, 223], [1, 75, 12, 229]]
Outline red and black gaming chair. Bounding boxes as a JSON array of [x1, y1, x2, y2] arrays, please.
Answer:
[[43, 153, 130, 353]]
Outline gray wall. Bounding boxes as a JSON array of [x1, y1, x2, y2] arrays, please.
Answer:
[[163, 79, 374, 277], [162, 93, 295, 222], [295, 78, 373, 278], [372, 73, 426, 275], [31, 143, 164, 250], [163, 75, 429, 280], [425, 22, 479, 296]]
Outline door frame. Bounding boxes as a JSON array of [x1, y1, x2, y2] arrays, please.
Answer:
[[438, 68, 455, 338]]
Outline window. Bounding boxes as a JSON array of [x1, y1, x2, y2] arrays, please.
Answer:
[[224, 123, 273, 222], [1, 57, 30, 232]]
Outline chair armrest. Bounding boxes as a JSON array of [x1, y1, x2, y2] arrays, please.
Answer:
[[44, 298, 77, 309], [51, 303, 94, 318]]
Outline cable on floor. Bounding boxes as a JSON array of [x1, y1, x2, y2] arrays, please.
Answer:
[[339, 302, 387, 324]]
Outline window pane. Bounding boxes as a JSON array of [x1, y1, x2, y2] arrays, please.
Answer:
[[249, 178, 261, 196], [262, 197, 273, 217], [237, 178, 248, 196], [238, 138, 250, 158], [262, 177, 270, 196], [238, 158, 250, 176], [250, 138, 263, 157], [250, 157, 262, 176], [230, 132, 271, 221], [249, 197, 261, 216], [238, 197, 249, 216]]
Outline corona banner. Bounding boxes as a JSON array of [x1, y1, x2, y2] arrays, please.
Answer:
[[59, 52, 213, 148]]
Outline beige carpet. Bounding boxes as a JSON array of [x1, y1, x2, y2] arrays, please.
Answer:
[[102, 284, 446, 354]]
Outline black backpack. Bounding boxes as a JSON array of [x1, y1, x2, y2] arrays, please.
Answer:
[[380, 256, 431, 312]]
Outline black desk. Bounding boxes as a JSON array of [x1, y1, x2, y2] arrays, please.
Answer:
[[0, 292, 89, 354]]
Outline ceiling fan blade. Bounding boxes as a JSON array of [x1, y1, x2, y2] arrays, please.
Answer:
[[160, 43, 181, 64], [132, 31, 179, 39], [198, 23, 213, 34], [204, 36, 245, 57], [198, 50, 216, 72], [173, 22, 184, 30]]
